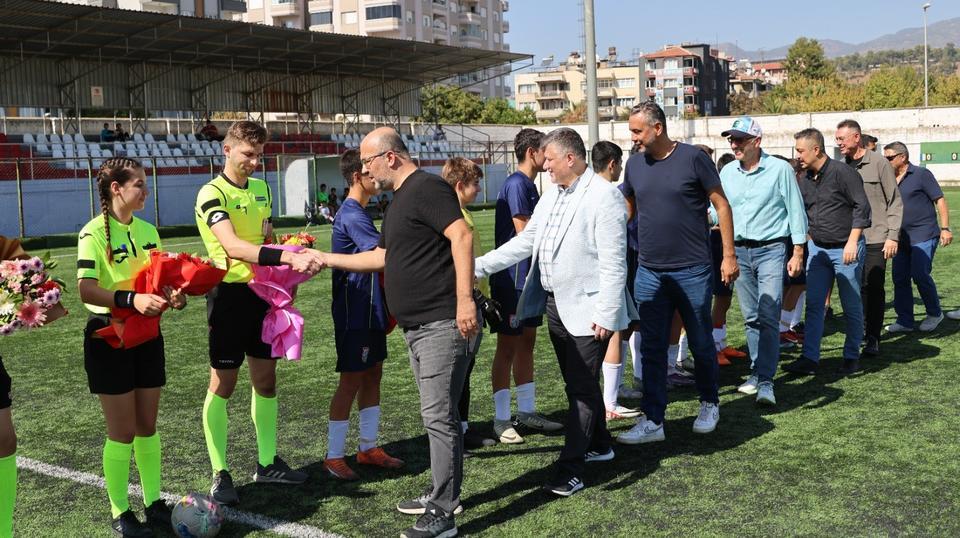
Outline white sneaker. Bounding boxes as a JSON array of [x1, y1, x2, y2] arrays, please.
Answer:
[[583, 447, 615, 462], [616, 417, 665, 445], [605, 404, 642, 420], [886, 322, 914, 333], [946, 309, 960, 320], [737, 375, 759, 395], [692, 402, 719, 434], [493, 419, 524, 444], [618, 383, 643, 400], [679, 356, 696, 373], [919, 313, 944, 332]]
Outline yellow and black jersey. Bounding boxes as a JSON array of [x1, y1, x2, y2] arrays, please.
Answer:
[[77, 215, 162, 314], [195, 174, 272, 283]]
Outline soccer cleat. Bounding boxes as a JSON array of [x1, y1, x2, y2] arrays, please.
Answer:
[[618, 383, 643, 400], [111, 509, 153, 538], [400, 505, 458, 538], [544, 476, 584, 497], [720, 346, 748, 359], [781, 330, 803, 345], [756, 382, 776, 406], [143, 499, 172, 527], [516, 412, 563, 432], [322, 457, 359, 480], [254, 456, 308, 484], [210, 469, 239, 506], [666, 372, 695, 388], [616, 417, 665, 445], [692, 402, 719, 434], [397, 487, 463, 516], [493, 419, 524, 444], [885, 322, 914, 333], [605, 405, 642, 421], [782, 357, 818, 376], [919, 313, 944, 332], [463, 430, 496, 450], [737, 375, 759, 395], [716, 352, 732, 367], [357, 447, 405, 469], [584, 448, 615, 463]]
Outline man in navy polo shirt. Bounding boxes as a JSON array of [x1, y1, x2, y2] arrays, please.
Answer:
[[883, 142, 953, 331], [617, 101, 739, 445]]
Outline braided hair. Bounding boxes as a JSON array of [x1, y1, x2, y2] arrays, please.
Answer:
[[96, 157, 143, 263]]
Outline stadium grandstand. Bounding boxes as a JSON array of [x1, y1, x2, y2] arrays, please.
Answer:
[[0, 0, 530, 237]]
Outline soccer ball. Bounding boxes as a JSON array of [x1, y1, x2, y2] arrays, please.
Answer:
[[171, 492, 224, 538]]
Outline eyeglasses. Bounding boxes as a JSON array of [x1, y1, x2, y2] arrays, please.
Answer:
[[885, 154, 902, 161], [727, 136, 755, 144], [361, 151, 388, 167]]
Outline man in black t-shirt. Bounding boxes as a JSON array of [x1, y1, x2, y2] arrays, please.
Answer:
[[317, 127, 477, 538]]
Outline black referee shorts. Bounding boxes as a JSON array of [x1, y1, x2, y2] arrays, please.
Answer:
[[0, 356, 11, 410], [83, 315, 166, 395], [206, 282, 276, 369]]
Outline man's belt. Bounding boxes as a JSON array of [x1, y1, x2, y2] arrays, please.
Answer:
[[734, 237, 789, 249]]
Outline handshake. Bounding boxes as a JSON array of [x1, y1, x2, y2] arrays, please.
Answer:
[[284, 249, 329, 275]]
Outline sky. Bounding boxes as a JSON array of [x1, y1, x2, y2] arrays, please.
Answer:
[[505, 0, 960, 68]]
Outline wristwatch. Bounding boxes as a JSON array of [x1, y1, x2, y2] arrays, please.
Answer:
[[942, 227, 952, 232]]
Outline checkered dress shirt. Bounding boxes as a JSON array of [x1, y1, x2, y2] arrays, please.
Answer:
[[538, 177, 581, 293]]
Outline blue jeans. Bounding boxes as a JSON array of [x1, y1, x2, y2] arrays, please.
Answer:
[[802, 240, 866, 362], [634, 263, 718, 424], [735, 241, 787, 383], [892, 236, 941, 327]]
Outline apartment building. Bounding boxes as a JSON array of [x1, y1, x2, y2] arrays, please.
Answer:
[[642, 44, 731, 118], [54, 0, 246, 19], [244, 0, 511, 98], [513, 48, 643, 123]]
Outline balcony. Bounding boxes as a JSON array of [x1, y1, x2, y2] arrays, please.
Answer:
[[537, 71, 565, 82], [219, 0, 246, 14], [536, 90, 567, 100], [460, 33, 483, 47], [598, 106, 617, 118], [683, 67, 698, 76], [537, 108, 567, 119], [502, 43, 510, 51], [433, 20, 447, 32], [598, 87, 617, 98], [683, 86, 698, 95], [366, 17, 402, 32], [270, 0, 299, 17], [645, 88, 656, 97], [460, 12, 482, 24], [645, 70, 655, 78], [502, 19, 509, 32], [502, 0, 509, 11], [308, 0, 331, 11]]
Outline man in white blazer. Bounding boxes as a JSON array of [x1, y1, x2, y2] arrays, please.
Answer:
[[474, 127, 637, 498]]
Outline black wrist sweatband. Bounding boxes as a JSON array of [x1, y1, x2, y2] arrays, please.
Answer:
[[258, 246, 284, 266], [114, 290, 137, 309]]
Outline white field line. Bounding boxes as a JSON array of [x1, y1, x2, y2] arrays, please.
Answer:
[[17, 456, 345, 538]]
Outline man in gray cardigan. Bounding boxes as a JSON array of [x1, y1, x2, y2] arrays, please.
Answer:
[[835, 119, 903, 357], [474, 127, 636, 498]]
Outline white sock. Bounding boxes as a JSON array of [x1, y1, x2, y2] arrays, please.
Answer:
[[792, 292, 806, 328], [629, 332, 642, 381], [678, 332, 689, 362], [602, 362, 621, 410], [780, 309, 793, 332], [493, 389, 511, 421], [516, 382, 535, 414], [712, 325, 725, 351], [461, 421, 469, 434], [326, 420, 349, 459], [358, 406, 380, 452], [668, 344, 680, 374]]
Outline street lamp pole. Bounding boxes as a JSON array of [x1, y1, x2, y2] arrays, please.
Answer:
[[923, 2, 931, 107]]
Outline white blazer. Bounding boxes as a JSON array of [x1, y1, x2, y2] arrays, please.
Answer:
[[476, 168, 638, 337]]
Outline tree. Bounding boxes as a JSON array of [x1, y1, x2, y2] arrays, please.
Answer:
[[864, 67, 923, 109], [558, 101, 586, 124], [418, 85, 484, 124], [729, 92, 765, 116], [764, 75, 864, 114], [785, 38, 834, 80], [478, 98, 536, 124], [931, 74, 960, 105]]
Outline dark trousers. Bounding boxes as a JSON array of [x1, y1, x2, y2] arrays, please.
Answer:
[[861, 243, 887, 340], [545, 296, 612, 479]]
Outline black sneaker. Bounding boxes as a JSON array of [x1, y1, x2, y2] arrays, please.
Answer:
[[211, 469, 239, 506], [400, 505, 457, 538], [397, 486, 463, 516], [143, 499, 172, 527], [111, 510, 153, 537], [253, 456, 308, 484], [543, 476, 584, 497], [463, 430, 495, 450], [837, 359, 860, 375], [782, 357, 818, 376], [861, 336, 880, 357]]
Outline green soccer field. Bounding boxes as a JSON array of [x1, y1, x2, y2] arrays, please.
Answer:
[[4, 195, 960, 538]]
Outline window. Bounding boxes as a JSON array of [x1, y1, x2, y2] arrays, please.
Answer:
[[645, 78, 656, 88], [480, 7, 486, 16], [683, 58, 695, 68], [406, 10, 413, 23], [617, 97, 634, 107], [310, 11, 333, 25], [646, 60, 656, 70], [366, 4, 401, 20], [664, 59, 679, 69], [493, 32, 500, 43], [663, 78, 677, 88], [272, 0, 294, 4], [520, 101, 537, 111], [664, 96, 678, 106], [493, 12, 499, 22], [450, 2, 457, 12], [342, 11, 357, 24], [598, 79, 615, 89], [684, 95, 698, 104], [423, 15, 430, 27], [461, 24, 482, 37], [615, 78, 635, 88], [683, 77, 693, 86]]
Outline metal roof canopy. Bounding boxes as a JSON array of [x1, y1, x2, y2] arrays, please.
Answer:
[[0, 0, 531, 133]]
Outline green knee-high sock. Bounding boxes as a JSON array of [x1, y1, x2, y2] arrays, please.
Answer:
[[250, 389, 277, 467], [133, 433, 161, 506], [203, 391, 229, 472], [103, 439, 133, 518], [0, 452, 16, 538]]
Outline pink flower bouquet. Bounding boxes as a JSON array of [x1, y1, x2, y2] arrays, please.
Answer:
[[248, 244, 315, 360], [0, 236, 68, 335]]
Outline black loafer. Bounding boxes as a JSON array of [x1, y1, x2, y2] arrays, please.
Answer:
[[782, 357, 818, 375], [861, 336, 880, 357], [837, 359, 860, 375]]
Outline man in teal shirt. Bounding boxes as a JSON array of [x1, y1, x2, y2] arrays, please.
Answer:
[[719, 117, 807, 405]]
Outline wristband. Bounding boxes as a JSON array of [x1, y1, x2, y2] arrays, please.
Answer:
[[258, 246, 284, 266], [114, 290, 137, 309]]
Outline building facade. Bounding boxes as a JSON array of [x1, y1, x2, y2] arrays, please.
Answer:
[[55, 0, 246, 19], [244, 0, 511, 98], [642, 44, 731, 118], [513, 48, 642, 123]]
